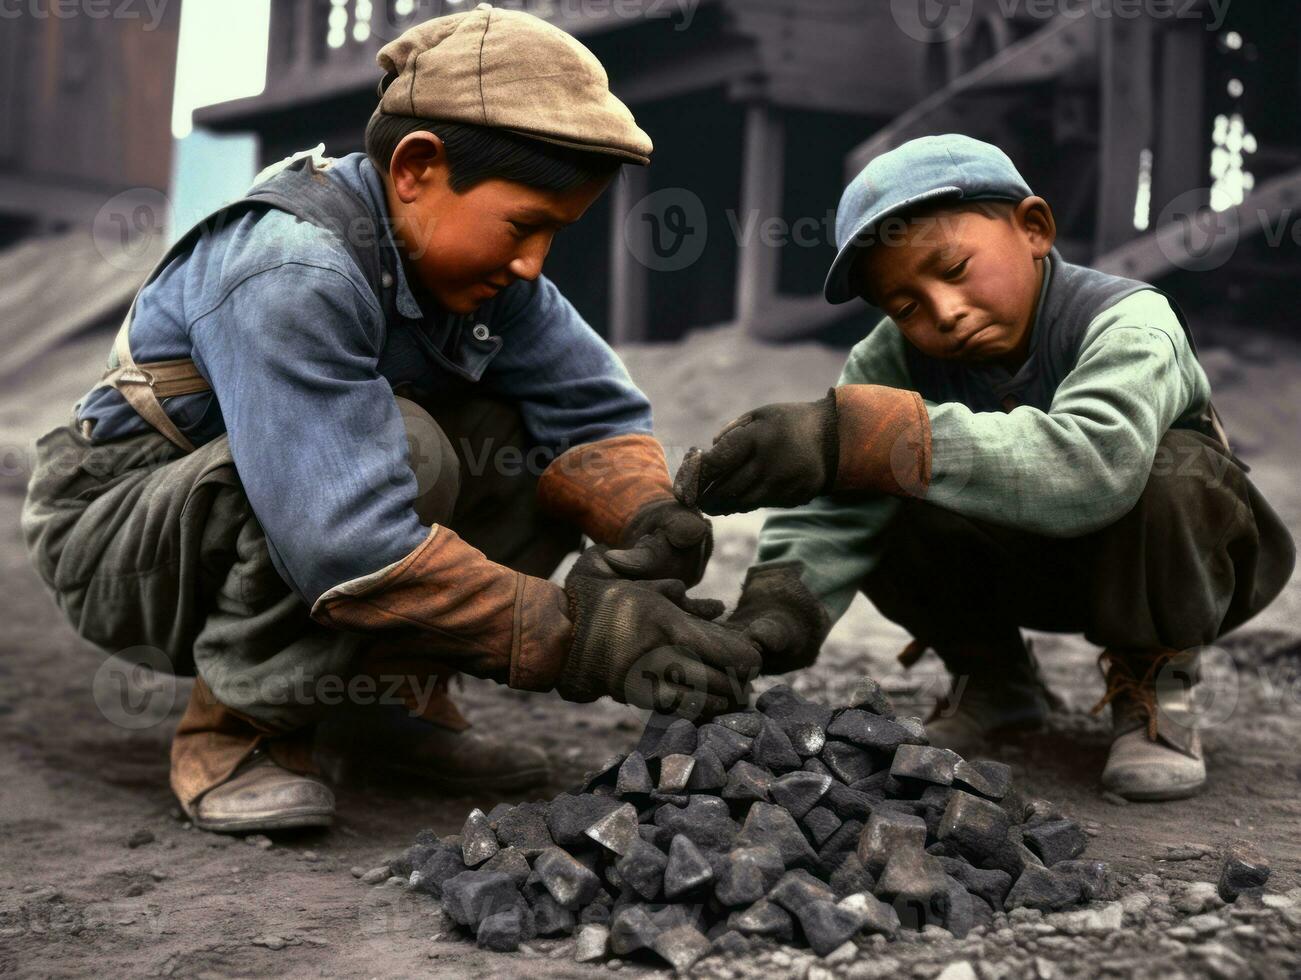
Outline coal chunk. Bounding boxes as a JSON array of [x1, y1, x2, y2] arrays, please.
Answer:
[[650, 923, 711, 973], [769, 869, 837, 916], [797, 899, 870, 956], [686, 747, 727, 792], [654, 795, 740, 852], [858, 809, 928, 873], [722, 760, 773, 803], [802, 806, 842, 848], [787, 722, 827, 757], [728, 898, 794, 942], [937, 856, 1012, 909], [770, 771, 832, 820], [827, 710, 918, 753], [1022, 819, 1088, 866], [481, 847, 530, 887], [580, 753, 626, 793], [534, 847, 602, 909], [1054, 859, 1107, 901], [610, 904, 658, 955], [658, 753, 696, 794], [664, 835, 714, 900], [1218, 844, 1271, 902], [828, 852, 876, 899], [616, 751, 654, 796], [584, 802, 640, 856], [818, 819, 864, 866], [802, 757, 835, 780], [461, 808, 499, 866], [615, 838, 668, 901], [757, 685, 835, 737], [526, 887, 575, 936], [647, 718, 698, 760], [1004, 864, 1087, 912], [714, 845, 785, 906], [714, 712, 762, 738], [953, 759, 1011, 800], [821, 741, 875, 784], [846, 676, 894, 716], [476, 904, 534, 951], [874, 848, 949, 928], [823, 784, 874, 822], [839, 891, 900, 938], [492, 801, 552, 856], [889, 745, 960, 788], [751, 717, 803, 773], [938, 790, 1013, 864], [441, 870, 522, 929], [697, 724, 752, 767], [547, 794, 622, 850], [411, 843, 469, 898], [738, 802, 818, 870]]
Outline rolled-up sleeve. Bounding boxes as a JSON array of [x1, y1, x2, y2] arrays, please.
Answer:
[[188, 261, 428, 607], [482, 274, 653, 450]]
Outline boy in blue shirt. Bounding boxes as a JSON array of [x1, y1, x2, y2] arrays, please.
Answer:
[[22, 6, 755, 833], [686, 135, 1293, 801]]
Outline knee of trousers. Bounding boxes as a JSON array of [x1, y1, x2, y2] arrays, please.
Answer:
[[1125, 429, 1251, 550], [395, 396, 461, 527]]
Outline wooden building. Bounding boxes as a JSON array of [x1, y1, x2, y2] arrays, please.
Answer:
[[194, 0, 1299, 342], [0, 5, 182, 248]]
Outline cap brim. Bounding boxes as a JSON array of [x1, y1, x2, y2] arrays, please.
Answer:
[[502, 128, 651, 166], [822, 186, 963, 304]]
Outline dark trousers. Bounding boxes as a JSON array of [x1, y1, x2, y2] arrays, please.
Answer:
[[859, 430, 1295, 655], [21, 392, 580, 732]]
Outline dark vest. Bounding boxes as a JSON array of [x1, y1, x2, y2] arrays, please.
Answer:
[[902, 249, 1231, 453]]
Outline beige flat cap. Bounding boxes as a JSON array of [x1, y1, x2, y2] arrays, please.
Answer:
[[376, 3, 652, 165]]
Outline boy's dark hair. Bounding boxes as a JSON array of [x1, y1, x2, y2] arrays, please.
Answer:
[[365, 112, 624, 193]]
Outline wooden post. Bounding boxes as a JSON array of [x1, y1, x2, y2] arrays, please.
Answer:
[[1094, 10, 1155, 255], [609, 163, 649, 345], [736, 100, 785, 334], [1153, 23, 1207, 219]]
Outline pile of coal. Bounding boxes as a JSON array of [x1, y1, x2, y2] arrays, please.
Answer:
[[385, 682, 1104, 970]]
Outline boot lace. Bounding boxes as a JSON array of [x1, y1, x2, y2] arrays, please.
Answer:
[[1091, 648, 1178, 740]]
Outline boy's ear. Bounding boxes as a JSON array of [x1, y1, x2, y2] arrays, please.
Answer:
[[1013, 196, 1056, 259], [389, 131, 449, 203]]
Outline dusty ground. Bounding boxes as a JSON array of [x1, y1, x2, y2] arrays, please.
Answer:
[[1, 319, 1299, 978]]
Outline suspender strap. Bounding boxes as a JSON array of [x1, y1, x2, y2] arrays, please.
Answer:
[[88, 149, 391, 454]]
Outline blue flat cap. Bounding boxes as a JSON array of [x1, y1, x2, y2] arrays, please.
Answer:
[[823, 134, 1033, 304]]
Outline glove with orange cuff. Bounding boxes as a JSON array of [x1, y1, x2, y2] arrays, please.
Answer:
[[686, 385, 932, 515], [537, 433, 712, 586]]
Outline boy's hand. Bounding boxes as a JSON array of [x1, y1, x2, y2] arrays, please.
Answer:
[[726, 561, 831, 674], [604, 498, 712, 587], [691, 391, 839, 515], [558, 547, 760, 718]]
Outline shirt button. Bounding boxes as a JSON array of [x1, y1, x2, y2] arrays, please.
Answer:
[[381, 271, 394, 289], [472, 324, 491, 341]]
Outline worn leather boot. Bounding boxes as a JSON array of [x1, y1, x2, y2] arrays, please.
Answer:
[[911, 634, 1055, 752], [172, 678, 333, 833], [1095, 648, 1206, 801]]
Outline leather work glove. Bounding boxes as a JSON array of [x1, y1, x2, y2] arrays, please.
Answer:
[[693, 391, 838, 515], [538, 434, 713, 586], [558, 547, 761, 718], [680, 385, 932, 516], [725, 561, 832, 675]]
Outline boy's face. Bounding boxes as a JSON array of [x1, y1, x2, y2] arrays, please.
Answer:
[[383, 133, 610, 315], [850, 198, 1055, 367]]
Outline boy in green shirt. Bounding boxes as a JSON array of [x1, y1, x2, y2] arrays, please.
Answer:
[[684, 134, 1294, 801]]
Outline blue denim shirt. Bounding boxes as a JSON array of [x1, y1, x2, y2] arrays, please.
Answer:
[[73, 152, 653, 606]]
